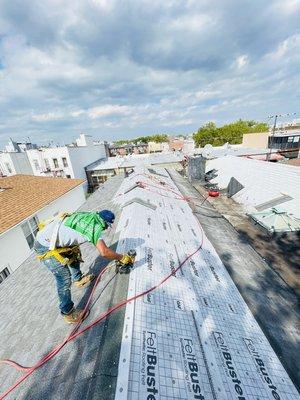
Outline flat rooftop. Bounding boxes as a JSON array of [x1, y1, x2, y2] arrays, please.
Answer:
[[86, 152, 183, 171], [193, 144, 278, 157], [206, 155, 300, 218]]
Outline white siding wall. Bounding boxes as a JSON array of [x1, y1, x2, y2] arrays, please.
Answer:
[[0, 226, 32, 274], [0, 153, 33, 176], [68, 144, 106, 180], [0, 185, 85, 275], [26, 144, 106, 185], [26, 149, 48, 175], [43, 147, 73, 177]]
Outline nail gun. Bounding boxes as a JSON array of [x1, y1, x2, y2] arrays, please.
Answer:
[[115, 249, 137, 274]]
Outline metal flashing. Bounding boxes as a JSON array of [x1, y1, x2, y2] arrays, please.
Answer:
[[255, 194, 293, 212], [122, 197, 157, 211], [123, 183, 142, 194]]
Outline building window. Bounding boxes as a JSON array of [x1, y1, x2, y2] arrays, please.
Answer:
[[33, 159, 40, 171], [62, 157, 68, 167], [53, 158, 59, 168], [44, 158, 50, 169], [0, 267, 10, 284], [5, 163, 12, 174], [66, 174, 71, 178], [21, 216, 39, 249]]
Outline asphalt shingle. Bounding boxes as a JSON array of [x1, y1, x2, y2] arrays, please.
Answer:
[[0, 175, 84, 233], [0, 174, 126, 400]]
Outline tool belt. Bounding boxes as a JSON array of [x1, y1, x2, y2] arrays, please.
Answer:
[[37, 246, 83, 266]]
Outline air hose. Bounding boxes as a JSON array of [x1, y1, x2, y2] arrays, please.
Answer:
[[0, 178, 204, 399]]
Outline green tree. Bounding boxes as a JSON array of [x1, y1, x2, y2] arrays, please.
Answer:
[[131, 134, 169, 144], [114, 139, 130, 145], [193, 120, 268, 147], [193, 122, 218, 147], [151, 134, 168, 143]]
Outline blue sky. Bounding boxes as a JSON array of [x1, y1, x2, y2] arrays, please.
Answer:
[[0, 0, 299, 148]]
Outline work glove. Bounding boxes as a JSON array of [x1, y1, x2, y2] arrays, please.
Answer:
[[119, 253, 135, 265]]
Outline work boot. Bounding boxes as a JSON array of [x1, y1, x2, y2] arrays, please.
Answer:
[[74, 274, 95, 288], [63, 309, 89, 324]]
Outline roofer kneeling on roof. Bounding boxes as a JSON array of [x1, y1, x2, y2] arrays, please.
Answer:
[[34, 210, 134, 324]]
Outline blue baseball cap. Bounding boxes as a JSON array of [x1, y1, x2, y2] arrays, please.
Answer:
[[98, 210, 115, 226]]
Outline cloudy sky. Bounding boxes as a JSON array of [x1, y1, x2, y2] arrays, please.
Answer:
[[0, 0, 299, 148]]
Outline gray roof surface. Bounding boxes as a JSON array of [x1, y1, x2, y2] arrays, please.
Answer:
[[0, 168, 299, 399], [0, 173, 127, 400]]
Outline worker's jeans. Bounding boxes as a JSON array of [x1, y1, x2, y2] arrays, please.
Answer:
[[34, 241, 83, 315]]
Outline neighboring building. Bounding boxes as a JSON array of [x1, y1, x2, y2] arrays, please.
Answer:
[[26, 134, 107, 187], [86, 152, 183, 191], [0, 174, 85, 278], [194, 143, 282, 160], [268, 131, 300, 157], [5, 138, 38, 153], [169, 136, 185, 151], [242, 130, 300, 158], [1, 134, 107, 182], [0, 151, 33, 176], [182, 137, 195, 154], [108, 143, 148, 156], [242, 132, 270, 148], [148, 141, 169, 153]]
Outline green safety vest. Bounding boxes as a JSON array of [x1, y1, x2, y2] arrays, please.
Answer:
[[64, 212, 106, 246]]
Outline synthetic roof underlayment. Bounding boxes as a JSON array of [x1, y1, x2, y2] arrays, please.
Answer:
[[206, 156, 300, 218], [113, 167, 299, 399]]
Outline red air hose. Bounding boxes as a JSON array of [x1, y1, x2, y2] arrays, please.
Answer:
[[0, 181, 205, 399]]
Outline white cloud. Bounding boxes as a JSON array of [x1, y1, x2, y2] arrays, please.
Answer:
[[235, 55, 249, 69], [170, 14, 214, 32], [88, 105, 132, 119], [274, 0, 300, 15], [195, 90, 221, 100], [90, 0, 115, 11], [266, 34, 300, 60], [0, 0, 299, 147], [32, 111, 65, 121]]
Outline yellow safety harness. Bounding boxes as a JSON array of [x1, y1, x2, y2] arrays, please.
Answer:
[[36, 213, 83, 266], [36, 246, 83, 266]]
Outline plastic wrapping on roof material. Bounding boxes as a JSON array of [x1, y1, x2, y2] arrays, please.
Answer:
[[114, 167, 299, 400], [250, 208, 300, 233], [206, 156, 300, 218]]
